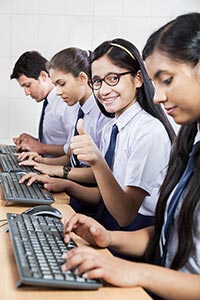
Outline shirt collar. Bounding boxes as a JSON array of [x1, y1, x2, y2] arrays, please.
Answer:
[[115, 102, 142, 131], [46, 87, 57, 103], [80, 94, 95, 115]]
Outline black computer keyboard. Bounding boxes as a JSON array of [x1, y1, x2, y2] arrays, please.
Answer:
[[0, 145, 17, 154], [7, 213, 102, 290], [0, 172, 54, 205], [0, 154, 38, 173]]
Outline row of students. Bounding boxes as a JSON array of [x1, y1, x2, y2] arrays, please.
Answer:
[[14, 11, 200, 299], [10, 51, 78, 157], [19, 38, 175, 242], [18, 47, 111, 183]]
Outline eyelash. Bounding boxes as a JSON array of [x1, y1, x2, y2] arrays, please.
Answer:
[[163, 77, 173, 85], [58, 82, 65, 87]]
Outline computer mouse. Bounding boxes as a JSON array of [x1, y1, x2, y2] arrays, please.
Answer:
[[23, 205, 62, 219]]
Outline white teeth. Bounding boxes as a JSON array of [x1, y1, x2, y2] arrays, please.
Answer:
[[102, 97, 116, 103]]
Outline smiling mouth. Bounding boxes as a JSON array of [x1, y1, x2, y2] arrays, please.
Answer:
[[102, 96, 117, 105]]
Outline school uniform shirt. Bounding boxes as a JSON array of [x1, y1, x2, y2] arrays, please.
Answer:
[[163, 127, 200, 273], [41, 87, 79, 147], [63, 94, 111, 153], [100, 101, 172, 217]]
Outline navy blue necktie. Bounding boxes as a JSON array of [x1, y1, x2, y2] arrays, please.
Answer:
[[105, 124, 119, 170], [159, 142, 199, 266], [70, 107, 84, 167], [38, 98, 48, 142]]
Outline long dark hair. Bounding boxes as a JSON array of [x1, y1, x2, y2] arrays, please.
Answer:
[[142, 13, 200, 270], [90, 38, 175, 142]]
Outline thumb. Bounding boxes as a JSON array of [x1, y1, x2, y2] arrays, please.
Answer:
[[76, 118, 86, 135]]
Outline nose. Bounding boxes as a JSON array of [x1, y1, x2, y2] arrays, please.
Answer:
[[56, 86, 63, 96], [98, 81, 112, 96], [153, 88, 167, 105], [24, 87, 30, 96]]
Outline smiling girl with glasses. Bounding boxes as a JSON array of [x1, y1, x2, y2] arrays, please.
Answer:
[[69, 38, 175, 249]]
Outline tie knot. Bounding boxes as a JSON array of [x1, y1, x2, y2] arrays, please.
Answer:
[[43, 98, 48, 107], [112, 124, 118, 135]]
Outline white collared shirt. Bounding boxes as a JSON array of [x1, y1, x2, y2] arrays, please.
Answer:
[[100, 102, 172, 216], [163, 125, 200, 273], [41, 87, 79, 147]]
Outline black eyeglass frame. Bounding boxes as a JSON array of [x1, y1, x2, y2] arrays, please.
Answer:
[[88, 71, 134, 90]]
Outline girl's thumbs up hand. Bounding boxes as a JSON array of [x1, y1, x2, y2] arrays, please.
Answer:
[[70, 119, 102, 166]]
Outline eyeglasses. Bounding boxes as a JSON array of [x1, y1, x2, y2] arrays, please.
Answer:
[[88, 71, 133, 90]]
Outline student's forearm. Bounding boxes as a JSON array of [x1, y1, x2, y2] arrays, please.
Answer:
[[92, 161, 142, 226], [40, 144, 65, 157], [67, 167, 96, 184], [109, 226, 153, 257], [138, 264, 200, 300], [64, 180, 101, 205], [43, 155, 69, 165]]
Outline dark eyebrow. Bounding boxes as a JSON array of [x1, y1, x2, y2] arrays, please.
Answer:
[[21, 83, 30, 87], [54, 79, 63, 85], [153, 69, 168, 80]]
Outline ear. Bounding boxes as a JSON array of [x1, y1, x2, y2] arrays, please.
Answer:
[[134, 70, 143, 88], [77, 72, 88, 85], [39, 70, 49, 81]]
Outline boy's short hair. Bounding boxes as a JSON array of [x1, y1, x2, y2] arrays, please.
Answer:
[[10, 51, 49, 80]]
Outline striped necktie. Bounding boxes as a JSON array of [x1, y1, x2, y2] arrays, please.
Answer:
[[70, 107, 84, 167], [38, 98, 48, 142], [105, 124, 119, 170], [159, 142, 199, 266]]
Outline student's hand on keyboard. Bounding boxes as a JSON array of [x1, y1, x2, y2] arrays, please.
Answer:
[[19, 173, 70, 192], [13, 133, 35, 146], [17, 151, 42, 162], [62, 245, 140, 288], [63, 213, 111, 248], [19, 160, 63, 177], [19, 173, 50, 187], [15, 136, 43, 153]]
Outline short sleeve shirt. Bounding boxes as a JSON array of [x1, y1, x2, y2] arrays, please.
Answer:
[[100, 102, 172, 216]]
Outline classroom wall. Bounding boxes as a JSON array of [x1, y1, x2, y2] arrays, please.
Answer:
[[0, 0, 199, 144]]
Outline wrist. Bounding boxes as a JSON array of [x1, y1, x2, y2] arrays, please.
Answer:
[[63, 165, 71, 179], [106, 230, 114, 248], [40, 143, 46, 155]]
